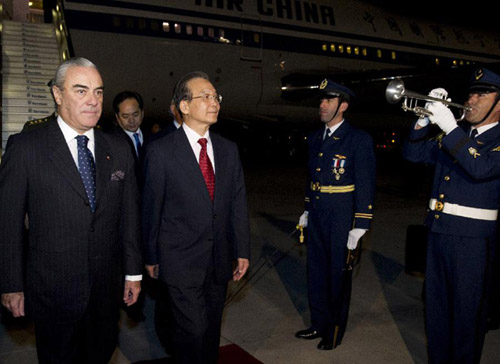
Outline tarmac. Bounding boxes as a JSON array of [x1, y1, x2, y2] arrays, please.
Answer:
[[1, 149, 500, 364]]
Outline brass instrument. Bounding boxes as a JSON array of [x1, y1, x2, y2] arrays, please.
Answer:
[[385, 79, 471, 121]]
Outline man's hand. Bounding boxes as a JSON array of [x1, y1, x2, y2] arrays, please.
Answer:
[[428, 102, 458, 134], [1, 292, 25, 317], [123, 280, 141, 307], [298, 211, 309, 228], [145, 264, 159, 279], [347, 228, 366, 250], [233, 258, 249, 281]]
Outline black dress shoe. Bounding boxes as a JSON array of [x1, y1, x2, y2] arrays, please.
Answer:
[[317, 337, 333, 350], [295, 328, 321, 340]]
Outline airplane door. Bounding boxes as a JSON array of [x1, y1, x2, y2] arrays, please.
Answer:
[[240, 15, 262, 61]]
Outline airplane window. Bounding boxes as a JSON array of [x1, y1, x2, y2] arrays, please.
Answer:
[[253, 33, 260, 44], [162, 22, 170, 32], [338, 45, 344, 53], [377, 49, 382, 58], [174, 23, 181, 34], [219, 29, 225, 38], [322, 44, 327, 51], [391, 51, 397, 60], [330, 44, 335, 52], [197, 26, 203, 36], [354, 47, 360, 56], [208, 28, 214, 37], [112, 16, 121, 28], [138, 18, 146, 30], [125, 17, 134, 29], [150, 21, 160, 32], [362, 48, 367, 56], [186, 25, 193, 35], [347, 46, 352, 54]]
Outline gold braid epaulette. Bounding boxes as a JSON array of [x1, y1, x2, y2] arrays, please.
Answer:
[[430, 131, 446, 148]]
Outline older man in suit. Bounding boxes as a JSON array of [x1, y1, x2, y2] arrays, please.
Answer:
[[0, 57, 142, 364], [142, 71, 250, 364]]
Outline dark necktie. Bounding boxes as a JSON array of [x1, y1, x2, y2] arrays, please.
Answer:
[[323, 128, 331, 141], [470, 128, 478, 139], [133, 132, 141, 156], [76, 135, 96, 212], [198, 138, 215, 201]]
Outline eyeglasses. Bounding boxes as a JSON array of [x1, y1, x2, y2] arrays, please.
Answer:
[[190, 93, 223, 104]]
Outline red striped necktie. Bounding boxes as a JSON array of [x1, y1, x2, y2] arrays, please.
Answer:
[[198, 138, 215, 201]]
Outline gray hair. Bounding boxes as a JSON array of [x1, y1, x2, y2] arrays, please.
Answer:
[[53, 57, 98, 90]]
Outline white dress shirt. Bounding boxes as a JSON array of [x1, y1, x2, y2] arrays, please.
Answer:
[[123, 128, 143, 155], [182, 123, 215, 172], [471, 121, 498, 137]]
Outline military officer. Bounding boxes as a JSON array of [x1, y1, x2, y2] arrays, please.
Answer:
[[403, 68, 500, 364], [295, 79, 376, 350]]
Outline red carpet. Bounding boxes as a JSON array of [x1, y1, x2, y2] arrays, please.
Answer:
[[218, 344, 263, 363], [132, 344, 262, 364]]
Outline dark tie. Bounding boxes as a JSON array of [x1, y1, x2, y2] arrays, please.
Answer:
[[323, 128, 331, 141], [76, 135, 96, 212], [470, 128, 478, 139], [198, 138, 215, 201], [133, 132, 141, 156]]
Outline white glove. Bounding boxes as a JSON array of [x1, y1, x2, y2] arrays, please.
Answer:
[[347, 228, 366, 250], [427, 102, 457, 134], [416, 116, 430, 128], [427, 87, 449, 104], [298, 211, 309, 228], [416, 88, 449, 128]]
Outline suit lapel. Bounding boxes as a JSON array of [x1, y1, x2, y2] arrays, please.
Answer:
[[94, 130, 113, 204], [173, 129, 213, 207], [47, 118, 88, 201], [212, 134, 227, 208]]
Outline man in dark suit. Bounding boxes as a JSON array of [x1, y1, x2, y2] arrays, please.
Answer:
[[142, 71, 250, 364], [112, 90, 151, 169], [0, 57, 142, 364]]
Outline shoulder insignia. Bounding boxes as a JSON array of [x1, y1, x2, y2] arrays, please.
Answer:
[[334, 154, 347, 159], [491, 146, 500, 152]]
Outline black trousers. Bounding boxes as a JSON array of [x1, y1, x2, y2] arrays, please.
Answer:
[[34, 308, 119, 364], [166, 266, 228, 364]]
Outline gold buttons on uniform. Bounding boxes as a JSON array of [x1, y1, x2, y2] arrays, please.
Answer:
[[439, 194, 445, 199], [318, 152, 323, 157], [444, 176, 450, 181], [316, 168, 321, 172]]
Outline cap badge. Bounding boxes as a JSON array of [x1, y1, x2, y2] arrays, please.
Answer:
[[475, 69, 484, 81], [319, 79, 328, 90]]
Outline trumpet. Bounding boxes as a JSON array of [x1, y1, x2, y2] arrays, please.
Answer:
[[385, 79, 471, 121]]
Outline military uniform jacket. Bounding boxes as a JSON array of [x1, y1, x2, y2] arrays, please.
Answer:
[[305, 121, 376, 230], [403, 122, 500, 238]]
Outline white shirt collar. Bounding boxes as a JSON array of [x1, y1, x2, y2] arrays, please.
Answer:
[[326, 119, 344, 135], [57, 115, 95, 145], [472, 121, 499, 136], [182, 122, 210, 147]]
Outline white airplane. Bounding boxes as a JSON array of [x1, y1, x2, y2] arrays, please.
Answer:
[[59, 0, 500, 134]]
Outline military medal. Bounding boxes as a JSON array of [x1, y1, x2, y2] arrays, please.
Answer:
[[332, 158, 345, 180]]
